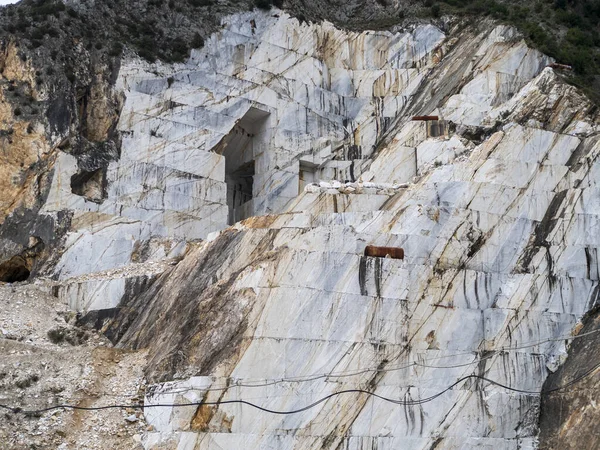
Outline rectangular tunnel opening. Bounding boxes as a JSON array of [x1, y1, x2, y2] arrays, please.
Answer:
[[228, 160, 255, 224], [220, 107, 270, 225], [299, 160, 318, 194], [426, 120, 448, 138]]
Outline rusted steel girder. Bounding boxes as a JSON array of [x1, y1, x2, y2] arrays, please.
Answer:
[[548, 63, 572, 70], [412, 115, 439, 121], [364, 246, 404, 260]]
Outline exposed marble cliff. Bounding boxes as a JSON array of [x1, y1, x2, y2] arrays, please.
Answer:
[[38, 11, 447, 313], [1, 5, 600, 450], [538, 307, 600, 449], [101, 11, 600, 450]]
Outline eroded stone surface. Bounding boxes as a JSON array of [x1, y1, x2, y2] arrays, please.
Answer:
[[4, 8, 600, 449], [538, 309, 600, 450], [79, 11, 600, 450], [44, 11, 448, 311]]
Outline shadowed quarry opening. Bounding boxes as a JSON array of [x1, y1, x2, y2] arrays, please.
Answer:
[[427, 120, 448, 138], [221, 107, 270, 225], [412, 116, 449, 138], [299, 160, 318, 194], [70, 168, 107, 203], [227, 160, 255, 224], [0, 256, 30, 282]]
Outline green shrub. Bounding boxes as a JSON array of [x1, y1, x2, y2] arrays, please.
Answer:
[[15, 19, 29, 32], [255, 0, 273, 10], [566, 27, 594, 47], [188, 0, 213, 6], [554, 0, 567, 10], [555, 9, 585, 27], [31, 1, 66, 18], [65, 68, 75, 83], [171, 36, 188, 52], [138, 47, 157, 63], [109, 42, 124, 57], [29, 28, 44, 40], [191, 32, 204, 48]]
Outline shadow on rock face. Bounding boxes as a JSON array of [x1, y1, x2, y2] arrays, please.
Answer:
[[70, 167, 107, 204], [538, 307, 600, 449]]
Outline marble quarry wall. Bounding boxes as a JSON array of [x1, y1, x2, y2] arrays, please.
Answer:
[[59, 9, 597, 450], [15, 9, 600, 448], [43, 11, 447, 312]]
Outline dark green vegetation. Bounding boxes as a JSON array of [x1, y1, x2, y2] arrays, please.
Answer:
[[0, 0, 599, 101], [255, 0, 284, 10], [0, 0, 288, 67], [424, 0, 600, 102], [0, 0, 255, 68]]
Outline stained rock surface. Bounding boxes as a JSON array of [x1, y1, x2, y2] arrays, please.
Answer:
[[538, 308, 600, 450], [42, 11, 447, 312], [107, 10, 600, 450], [1, 7, 600, 450]]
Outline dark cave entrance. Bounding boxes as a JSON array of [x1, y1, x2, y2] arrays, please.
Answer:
[[227, 160, 255, 225], [299, 160, 318, 194], [426, 120, 449, 138], [0, 256, 31, 283], [220, 107, 270, 225]]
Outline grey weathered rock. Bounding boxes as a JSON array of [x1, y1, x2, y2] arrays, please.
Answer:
[[538, 308, 600, 450], [1, 3, 600, 450], [105, 11, 600, 450]]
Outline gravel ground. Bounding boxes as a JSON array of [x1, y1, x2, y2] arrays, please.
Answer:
[[0, 283, 148, 449]]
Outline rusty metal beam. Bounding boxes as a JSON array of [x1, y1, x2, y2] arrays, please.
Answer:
[[364, 246, 404, 260], [412, 115, 439, 121], [548, 63, 572, 71]]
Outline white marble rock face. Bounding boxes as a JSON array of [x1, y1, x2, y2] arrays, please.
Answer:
[[33, 8, 600, 450], [43, 10, 447, 310]]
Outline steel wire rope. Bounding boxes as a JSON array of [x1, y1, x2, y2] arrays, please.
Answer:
[[85, 327, 600, 399], [4, 326, 592, 406], [1, 360, 598, 416], [135, 327, 600, 396]]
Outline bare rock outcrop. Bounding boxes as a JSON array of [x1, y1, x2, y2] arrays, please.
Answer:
[[1, 3, 600, 450], [538, 308, 600, 450]]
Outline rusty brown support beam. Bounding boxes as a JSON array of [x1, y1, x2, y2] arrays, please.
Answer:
[[412, 115, 439, 121], [548, 63, 572, 70], [364, 246, 404, 260]]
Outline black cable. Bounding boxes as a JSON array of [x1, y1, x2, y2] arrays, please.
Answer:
[[55, 328, 600, 398], [1, 361, 598, 416]]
